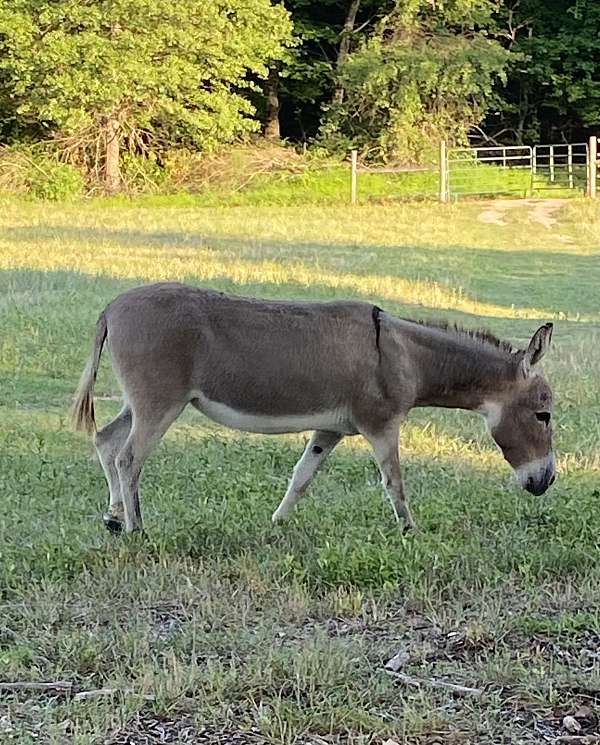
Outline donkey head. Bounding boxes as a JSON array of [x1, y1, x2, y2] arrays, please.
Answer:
[[481, 324, 556, 495]]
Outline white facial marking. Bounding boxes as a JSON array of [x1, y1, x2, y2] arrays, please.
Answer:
[[191, 391, 351, 435], [515, 453, 555, 488], [477, 401, 503, 433]]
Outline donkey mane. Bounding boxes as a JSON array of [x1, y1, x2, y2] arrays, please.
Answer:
[[405, 318, 517, 355]]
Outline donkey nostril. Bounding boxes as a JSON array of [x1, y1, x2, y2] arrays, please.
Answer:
[[526, 476, 535, 491], [549, 474, 556, 486]]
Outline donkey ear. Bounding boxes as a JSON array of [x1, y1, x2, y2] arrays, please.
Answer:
[[519, 323, 553, 377]]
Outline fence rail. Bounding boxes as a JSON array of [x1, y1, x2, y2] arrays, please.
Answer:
[[350, 137, 599, 204]]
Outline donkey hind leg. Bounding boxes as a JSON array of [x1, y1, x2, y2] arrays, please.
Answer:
[[363, 424, 416, 531], [116, 402, 186, 533], [94, 407, 132, 533], [272, 430, 342, 523]]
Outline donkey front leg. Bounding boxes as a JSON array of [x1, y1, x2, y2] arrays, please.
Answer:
[[363, 424, 416, 531], [272, 430, 342, 523]]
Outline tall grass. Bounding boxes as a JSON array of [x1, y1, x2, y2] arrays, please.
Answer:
[[0, 141, 588, 204]]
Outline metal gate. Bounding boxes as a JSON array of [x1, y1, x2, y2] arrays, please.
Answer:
[[445, 142, 589, 200], [349, 138, 597, 204], [532, 143, 588, 193]]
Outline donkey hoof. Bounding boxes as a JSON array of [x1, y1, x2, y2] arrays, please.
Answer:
[[103, 513, 123, 534]]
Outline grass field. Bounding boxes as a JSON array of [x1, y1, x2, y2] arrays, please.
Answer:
[[0, 196, 599, 744], [108, 163, 584, 207]]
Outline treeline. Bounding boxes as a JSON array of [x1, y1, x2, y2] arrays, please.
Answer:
[[0, 0, 598, 193]]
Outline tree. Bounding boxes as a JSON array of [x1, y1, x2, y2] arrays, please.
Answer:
[[264, 66, 282, 139], [487, 0, 600, 144], [332, 0, 362, 105], [0, 0, 291, 190], [260, 1, 388, 142], [319, 1, 510, 162]]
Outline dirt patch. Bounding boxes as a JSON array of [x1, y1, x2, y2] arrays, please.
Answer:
[[477, 198, 568, 229], [106, 715, 268, 745], [478, 202, 510, 226], [527, 198, 566, 228], [105, 716, 346, 745]]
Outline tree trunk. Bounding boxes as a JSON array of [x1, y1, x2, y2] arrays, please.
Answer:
[[516, 85, 528, 144], [264, 67, 281, 140], [104, 116, 121, 193], [333, 0, 361, 105]]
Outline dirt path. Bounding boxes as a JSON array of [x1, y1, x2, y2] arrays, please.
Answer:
[[477, 198, 569, 230]]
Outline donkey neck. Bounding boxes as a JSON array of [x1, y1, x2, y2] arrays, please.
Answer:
[[391, 319, 518, 411]]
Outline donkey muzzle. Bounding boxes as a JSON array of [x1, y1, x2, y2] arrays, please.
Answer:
[[517, 454, 556, 495]]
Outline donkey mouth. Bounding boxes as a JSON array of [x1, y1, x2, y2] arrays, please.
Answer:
[[524, 474, 554, 495], [523, 469, 556, 495], [518, 455, 556, 495]]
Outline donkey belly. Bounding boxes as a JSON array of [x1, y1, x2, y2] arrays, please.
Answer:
[[190, 392, 353, 435]]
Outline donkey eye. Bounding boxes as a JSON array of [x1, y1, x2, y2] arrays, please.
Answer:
[[535, 412, 551, 426]]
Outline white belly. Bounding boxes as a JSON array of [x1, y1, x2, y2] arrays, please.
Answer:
[[191, 392, 353, 434]]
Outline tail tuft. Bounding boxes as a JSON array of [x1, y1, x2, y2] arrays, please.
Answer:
[[71, 313, 107, 435]]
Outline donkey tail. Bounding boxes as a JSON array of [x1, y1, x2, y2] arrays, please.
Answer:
[[71, 312, 108, 435]]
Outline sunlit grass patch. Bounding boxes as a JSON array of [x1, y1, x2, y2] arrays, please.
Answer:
[[1, 240, 583, 321]]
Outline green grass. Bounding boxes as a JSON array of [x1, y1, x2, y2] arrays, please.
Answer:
[[0, 196, 599, 743], [92, 162, 587, 208]]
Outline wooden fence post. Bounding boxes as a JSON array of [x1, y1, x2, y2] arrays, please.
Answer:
[[549, 145, 555, 182], [439, 140, 448, 203], [588, 136, 597, 198], [567, 144, 573, 189], [350, 149, 358, 205]]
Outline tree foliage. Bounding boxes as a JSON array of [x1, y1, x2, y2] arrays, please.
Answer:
[[271, 1, 393, 140], [0, 0, 598, 182], [319, 1, 509, 161], [0, 0, 291, 183], [487, 0, 600, 143]]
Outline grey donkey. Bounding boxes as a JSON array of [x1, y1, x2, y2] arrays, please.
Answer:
[[72, 282, 556, 533]]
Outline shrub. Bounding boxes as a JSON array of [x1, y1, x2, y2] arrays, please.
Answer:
[[0, 147, 84, 200]]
